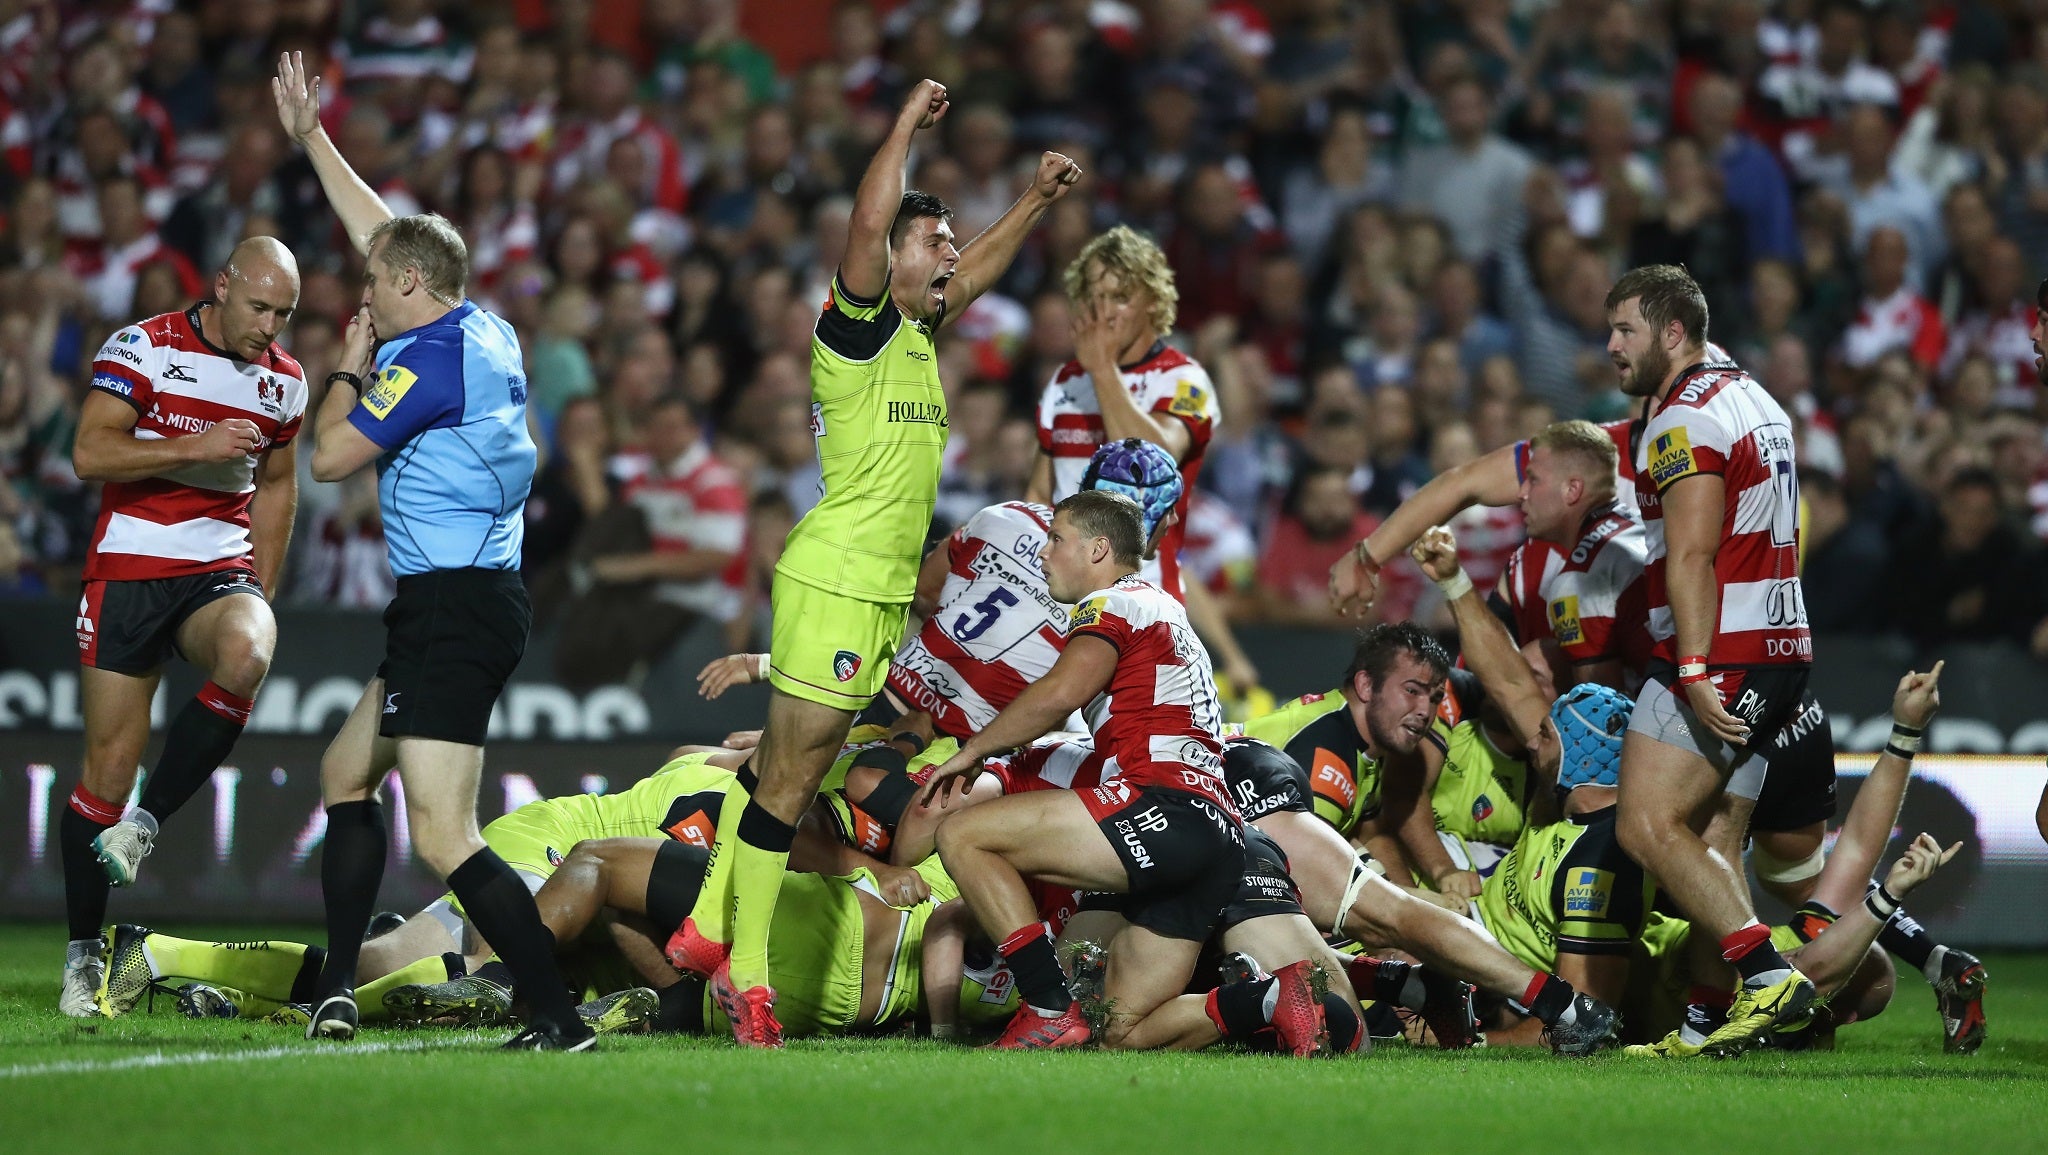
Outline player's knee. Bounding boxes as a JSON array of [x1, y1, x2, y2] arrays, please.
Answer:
[[209, 630, 274, 695], [1615, 808, 1667, 862], [413, 826, 487, 878]]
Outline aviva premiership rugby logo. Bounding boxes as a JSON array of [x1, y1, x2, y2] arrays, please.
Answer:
[[834, 650, 862, 683]]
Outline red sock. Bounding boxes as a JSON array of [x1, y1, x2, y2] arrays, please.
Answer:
[[1688, 983, 1735, 1010], [1719, 923, 1772, 964], [68, 784, 122, 824], [196, 681, 255, 724]]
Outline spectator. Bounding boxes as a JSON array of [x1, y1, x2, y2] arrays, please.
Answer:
[[1280, 105, 1390, 263], [1841, 224, 1947, 371], [1509, 236, 1614, 413], [162, 122, 301, 274], [1755, 0, 1900, 184], [1943, 235, 2039, 407], [1828, 102, 1943, 279], [557, 394, 747, 688], [75, 175, 201, 324], [1800, 468, 1888, 631], [1688, 71, 1800, 264], [1885, 466, 2048, 652], [1893, 67, 2001, 201], [1427, 257, 1513, 373], [1163, 162, 1275, 330], [523, 395, 616, 595], [1395, 74, 1534, 265], [1361, 384, 1431, 514], [1246, 464, 1376, 625], [1538, 0, 1671, 152], [1629, 136, 1747, 321]]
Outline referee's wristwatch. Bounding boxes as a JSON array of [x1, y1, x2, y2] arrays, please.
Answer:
[[327, 371, 364, 395]]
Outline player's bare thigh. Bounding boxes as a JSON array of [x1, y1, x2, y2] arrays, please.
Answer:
[[1097, 924, 1206, 1048], [1616, 727, 1725, 843], [358, 914, 460, 983], [172, 589, 276, 697], [936, 788, 1128, 892], [751, 688, 858, 821], [1250, 810, 1358, 933], [891, 772, 1002, 866], [79, 665, 161, 800]]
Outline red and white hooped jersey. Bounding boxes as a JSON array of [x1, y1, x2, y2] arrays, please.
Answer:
[[85, 305, 307, 582], [984, 736, 1108, 796], [1501, 502, 1651, 678], [887, 501, 1068, 740], [1634, 362, 1810, 668], [1035, 344, 1220, 601], [1067, 575, 1235, 814]]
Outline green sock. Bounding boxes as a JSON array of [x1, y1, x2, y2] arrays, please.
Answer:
[[143, 933, 311, 1001], [684, 770, 754, 944], [355, 954, 456, 1022], [726, 801, 797, 989]]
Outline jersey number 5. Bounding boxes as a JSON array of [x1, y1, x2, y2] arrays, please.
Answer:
[[952, 588, 1020, 642]]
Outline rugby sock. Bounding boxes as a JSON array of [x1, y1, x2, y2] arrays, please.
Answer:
[[655, 978, 707, 1033], [447, 848, 580, 1029], [725, 800, 797, 989], [683, 762, 756, 946], [1350, 957, 1429, 1011], [1720, 921, 1793, 985], [139, 932, 322, 1001], [61, 786, 121, 941], [314, 799, 386, 997], [354, 953, 456, 1021], [1876, 907, 1939, 973], [137, 683, 252, 825], [1324, 993, 1362, 1053], [473, 960, 513, 989], [1204, 978, 1278, 1041], [997, 925, 1072, 1015], [1521, 973, 1575, 1027]]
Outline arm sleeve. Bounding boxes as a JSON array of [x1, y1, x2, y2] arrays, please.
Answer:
[[1065, 588, 1132, 652], [88, 325, 157, 413], [1553, 821, 1650, 957], [348, 335, 465, 451], [1145, 365, 1220, 451], [1642, 402, 1731, 493]]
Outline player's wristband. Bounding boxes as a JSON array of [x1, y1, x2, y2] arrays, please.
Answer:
[[1354, 541, 1382, 574], [1864, 881, 1900, 921], [327, 371, 363, 394], [1434, 568, 1473, 602], [1884, 722, 1924, 761], [1675, 656, 1710, 688], [891, 730, 929, 756]]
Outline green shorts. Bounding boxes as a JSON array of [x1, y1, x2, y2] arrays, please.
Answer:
[[767, 568, 906, 711]]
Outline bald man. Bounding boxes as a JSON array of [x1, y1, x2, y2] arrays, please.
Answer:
[[61, 236, 309, 1016]]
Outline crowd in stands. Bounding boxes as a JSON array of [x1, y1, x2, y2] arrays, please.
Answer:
[[3, 0, 2046, 672]]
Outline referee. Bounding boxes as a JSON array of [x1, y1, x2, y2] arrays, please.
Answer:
[[275, 53, 590, 1050]]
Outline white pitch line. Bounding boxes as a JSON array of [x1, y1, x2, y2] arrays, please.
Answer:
[[0, 1037, 484, 1079]]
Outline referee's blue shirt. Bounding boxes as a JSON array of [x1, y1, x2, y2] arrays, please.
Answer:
[[348, 301, 537, 578]]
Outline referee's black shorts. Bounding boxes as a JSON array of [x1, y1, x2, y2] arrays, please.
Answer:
[[377, 567, 529, 746]]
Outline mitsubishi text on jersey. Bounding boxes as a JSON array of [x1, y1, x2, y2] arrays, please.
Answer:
[[1036, 344, 1219, 599], [85, 305, 308, 581], [1067, 574, 1234, 813], [886, 501, 1069, 739], [1633, 361, 1811, 667], [350, 300, 537, 577]]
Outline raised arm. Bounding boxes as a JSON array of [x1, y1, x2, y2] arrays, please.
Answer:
[[274, 51, 394, 254], [941, 150, 1081, 327], [1808, 663, 1944, 917], [1333, 445, 1525, 617], [842, 80, 950, 303], [1410, 526, 1549, 753]]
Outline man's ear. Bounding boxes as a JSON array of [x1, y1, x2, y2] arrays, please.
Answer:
[[1563, 476, 1584, 506]]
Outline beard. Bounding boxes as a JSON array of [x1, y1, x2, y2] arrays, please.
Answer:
[[1617, 340, 1673, 398], [1366, 709, 1423, 756]]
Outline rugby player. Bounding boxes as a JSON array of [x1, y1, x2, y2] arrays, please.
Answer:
[[1625, 664, 1963, 1055], [1603, 263, 1817, 1055], [61, 237, 307, 1016], [94, 742, 935, 1026], [919, 490, 1247, 1050], [1386, 666, 1549, 896], [672, 78, 1081, 1048], [1026, 226, 1261, 692]]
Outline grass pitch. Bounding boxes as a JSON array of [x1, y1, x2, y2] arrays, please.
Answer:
[[2, 923, 2044, 1155]]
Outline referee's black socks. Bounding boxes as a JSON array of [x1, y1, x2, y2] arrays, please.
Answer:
[[447, 848, 582, 1030], [315, 800, 386, 998]]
